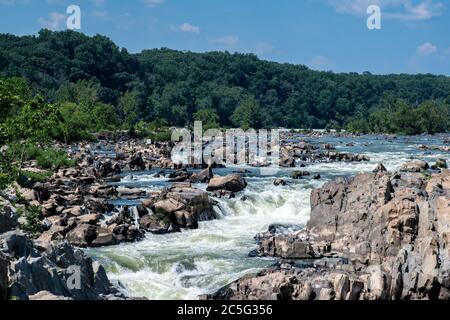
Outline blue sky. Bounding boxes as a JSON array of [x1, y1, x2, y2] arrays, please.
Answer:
[[0, 0, 449, 75]]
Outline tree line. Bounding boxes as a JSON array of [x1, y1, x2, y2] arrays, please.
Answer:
[[0, 29, 449, 134]]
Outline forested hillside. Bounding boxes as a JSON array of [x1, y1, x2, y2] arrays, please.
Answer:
[[0, 29, 449, 133]]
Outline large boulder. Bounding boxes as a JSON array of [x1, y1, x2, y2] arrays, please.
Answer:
[[190, 166, 213, 183], [66, 224, 97, 248], [0, 203, 18, 234], [400, 160, 429, 172], [140, 185, 217, 232], [5, 235, 123, 300], [207, 174, 247, 193], [209, 167, 450, 300]]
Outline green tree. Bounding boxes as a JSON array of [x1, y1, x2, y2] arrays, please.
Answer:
[[231, 97, 263, 130], [194, 108, 220, 130]]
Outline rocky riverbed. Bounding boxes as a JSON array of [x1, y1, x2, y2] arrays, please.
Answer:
[[206, 162, 450, 300], [1, 131, 449, 300]]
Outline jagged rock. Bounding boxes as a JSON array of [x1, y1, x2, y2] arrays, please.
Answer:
[[207, 174, 247, 193], [209, 167, 450, 300], [0, 203, 18, 233], [66, 224, 97, 248], [0, 252, 8, 300], [5, 237, 122, 300], [190, 166, 213, 183], [373, 163, 387, 173]]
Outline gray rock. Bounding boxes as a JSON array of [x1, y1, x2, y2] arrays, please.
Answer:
[[66, 224, 97, 248], [207, 174, 247, 193], [0, 204, 18, 234], [400, 160, 429, 172], [0, 252, 8, 300]]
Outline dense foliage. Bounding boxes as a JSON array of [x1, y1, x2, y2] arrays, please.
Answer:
[[0, 29, 449, 134]]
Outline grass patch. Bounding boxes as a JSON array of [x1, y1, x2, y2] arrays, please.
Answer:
[[7, 144, 75, 169], [21, 170, 52, 182]]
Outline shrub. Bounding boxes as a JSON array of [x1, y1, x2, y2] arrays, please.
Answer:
[[35, 148, 75, 169], [0, 173, 12, 190], [20, 205, 42, 235]]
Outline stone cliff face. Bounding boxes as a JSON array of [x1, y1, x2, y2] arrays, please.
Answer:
[[208, 164, 450, 300]]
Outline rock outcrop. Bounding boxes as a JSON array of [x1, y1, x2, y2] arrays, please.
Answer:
[[207, 174, 247, 193], [1, 231, 126, 300], [208, 164, 450, 300], [139, 184, 217, 233]]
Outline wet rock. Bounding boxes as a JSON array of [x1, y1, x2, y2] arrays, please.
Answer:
[[291, 171, 310, 179], [213, 190, 236, 199], [139, 214, 176, 234], [207, 174, 247, 193], [273, 179, 287, 186]]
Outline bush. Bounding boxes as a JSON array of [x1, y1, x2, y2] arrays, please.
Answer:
[[35, 148, 75, 169], [20, 205, 42, 235], [0, 173, 12, 190], [149, 130, 172, 142]]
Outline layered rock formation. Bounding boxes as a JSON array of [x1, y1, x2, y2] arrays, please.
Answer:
[[208, 161, 450, 300]]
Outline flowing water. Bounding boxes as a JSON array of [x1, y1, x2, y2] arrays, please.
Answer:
[[87, 134, 450, 300]]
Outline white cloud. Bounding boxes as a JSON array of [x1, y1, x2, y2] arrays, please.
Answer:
[[38, 12, 66, 30], [417, 42, 437, 55], [327, 0, 444, 21], [179, 22, 200, 34]]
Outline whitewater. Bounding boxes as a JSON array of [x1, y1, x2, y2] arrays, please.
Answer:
[[87, 134, 450, 299]]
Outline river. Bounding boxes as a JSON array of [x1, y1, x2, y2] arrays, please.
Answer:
[[87, 134, 450, 300]]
